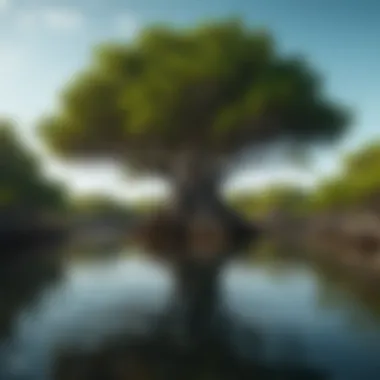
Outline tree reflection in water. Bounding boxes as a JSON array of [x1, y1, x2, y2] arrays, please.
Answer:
[[314, 257, 380, 329], [52, 220, 332, 379], [51, 260, 330, 380], [53, 327, 329, 380], [0, 243, 335, 379]]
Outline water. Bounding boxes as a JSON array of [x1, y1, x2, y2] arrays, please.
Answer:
[[1, 250, 380, 379]]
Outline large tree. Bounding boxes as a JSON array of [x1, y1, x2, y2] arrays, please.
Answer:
[[37, 19, 351, 353], [38, 19, 349, 206]]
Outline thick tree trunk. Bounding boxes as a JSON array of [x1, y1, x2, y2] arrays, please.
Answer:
[[169, 151, 222, 215], [170, 151, 258, 254], [135, 152, 261, 354], [165, 153, 258, 348]]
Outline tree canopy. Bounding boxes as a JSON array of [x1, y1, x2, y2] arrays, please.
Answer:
[[0, 119, 67, 212], [38, 19, 350, 175]]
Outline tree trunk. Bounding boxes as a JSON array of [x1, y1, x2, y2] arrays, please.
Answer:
[[164, 152, 258, 348], [169, 151, 222, 215]]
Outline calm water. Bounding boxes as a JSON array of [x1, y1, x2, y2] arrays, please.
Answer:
[[1, 250, 380, 379]]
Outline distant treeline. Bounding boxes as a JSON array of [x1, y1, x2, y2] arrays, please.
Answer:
[[229, 141, 380, 218]]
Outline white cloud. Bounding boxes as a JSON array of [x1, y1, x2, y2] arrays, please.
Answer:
[[0, 0, 9, 12], [114, 13, 141, 39], [16, 7, 84, 32]]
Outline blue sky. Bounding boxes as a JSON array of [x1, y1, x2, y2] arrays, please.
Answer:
[[0, 0, 379, 200]]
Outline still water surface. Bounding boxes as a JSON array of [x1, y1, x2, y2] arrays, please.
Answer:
[[1, 250, 380, 379]]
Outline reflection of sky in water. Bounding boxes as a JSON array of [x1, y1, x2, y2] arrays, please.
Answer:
[[0, 256, 175, 380], [223, 262, 380, 380], [2, 256, 380, 380]]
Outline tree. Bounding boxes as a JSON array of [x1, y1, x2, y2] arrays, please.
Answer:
[[38, 19, 349, 193], [342, 142, 380, 210], [310, 142, 380, 212], [37, 19, 351, 348], [1, 119, 67, 212]]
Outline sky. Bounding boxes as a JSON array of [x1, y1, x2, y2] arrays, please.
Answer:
[[0, 0, 379, 201]]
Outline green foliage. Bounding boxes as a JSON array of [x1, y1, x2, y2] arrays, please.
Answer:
[[69, 194, 134, 217], [38, 19, 349, 174], [0, 119, 67, 212], [231, 141, 380, 216], [229, 184, 310, 217], [309, 142, 380, 211], [129, 197, 164, 214]]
